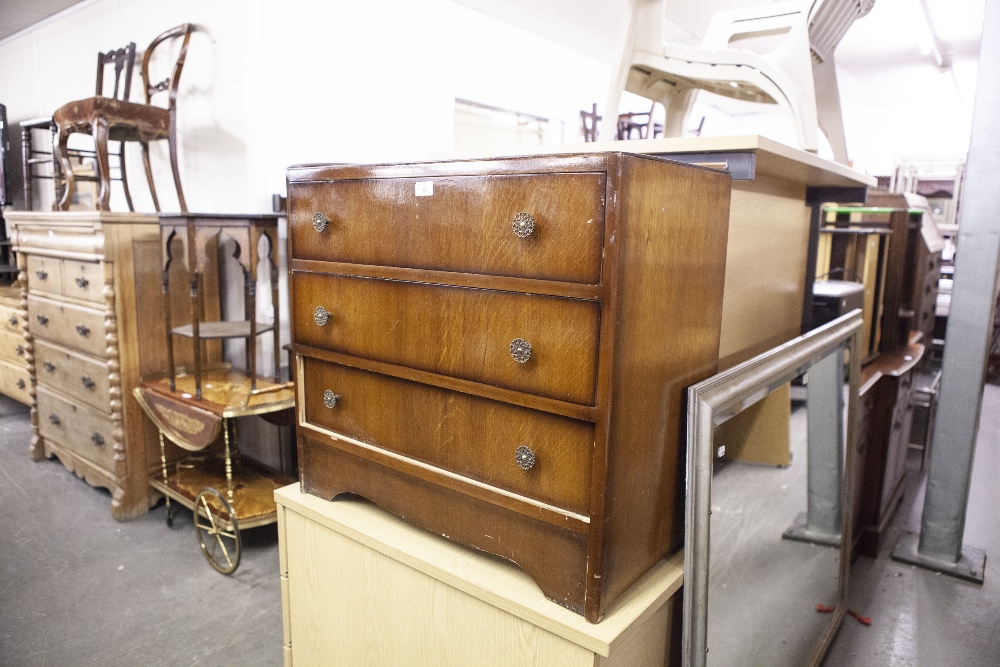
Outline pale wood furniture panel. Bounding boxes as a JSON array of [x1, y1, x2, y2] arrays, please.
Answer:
[[276, 485, 681, 667]]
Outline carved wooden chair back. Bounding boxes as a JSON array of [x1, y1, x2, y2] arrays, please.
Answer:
[[96, 42, 136, 101], [140, 23, 193, 114]]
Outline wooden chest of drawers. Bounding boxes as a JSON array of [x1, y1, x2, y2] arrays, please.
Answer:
[[9, 212, 178, 520], [0, 285, 31, 404], [287, 153, 731, 621]]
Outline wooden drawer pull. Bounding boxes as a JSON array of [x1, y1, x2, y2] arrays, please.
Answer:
[[35, 270, 48, 280], [16, 379, 25, 390], [49, 414, 61, 425], [323, 390, 340, 409], [81, 376, 96, 391], [312, 212, 330, 233], [76, 325, 91, 338], [515, 445, 536, 470], [76, 277, 90, 289], [509, 338, 532, 364], [36, 314, 49, 326], [8, 315, 17, 326], [43, 361, 56, 373], [16, 344, 24, 356], [314, 306, 331, 327], [512, 212, 535, 239], [91, 433, 105, 447]]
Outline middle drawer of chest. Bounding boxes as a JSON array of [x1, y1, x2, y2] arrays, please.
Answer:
[[0, 327, 27, 363], [34, 339, 111, 412], [292, 271, 601, 405], [301, 356, 595, 515], [27, 294, 106, 357]]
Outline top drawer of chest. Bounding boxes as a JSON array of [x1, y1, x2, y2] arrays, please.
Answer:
[[26, 255, 104, 304], [288, 173, 606, 284]]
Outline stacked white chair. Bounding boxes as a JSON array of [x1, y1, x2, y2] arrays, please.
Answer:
[[602, 0, 875, 163]]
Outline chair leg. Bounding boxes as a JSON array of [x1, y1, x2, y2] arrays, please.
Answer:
[[813, 58, 849, 165], [660, 88, 697, 138], [168, 120, 187, 213], [602, 0, 644, 141], [54, 128, 75, 211], [117, 142, 135, 212], [92, 117, 112, 211], [140, 142, 161, 213]]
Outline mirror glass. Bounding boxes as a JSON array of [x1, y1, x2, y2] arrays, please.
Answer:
[[702, 343, 851, 667]]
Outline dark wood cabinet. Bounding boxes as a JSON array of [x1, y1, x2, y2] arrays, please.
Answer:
[[287, 153, 731, 622], [820, 196, 938, 558], [853, 343, 921, 557]]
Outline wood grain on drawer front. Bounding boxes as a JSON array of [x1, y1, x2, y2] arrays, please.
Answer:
[[293, 272, 600, 405], [302, 357, 595, 515], [0, 328, 27, 364], [61, 260, 105, 304], [26, 255, 63, 296], [289, 173, 606, 284], [27, 295, 107, 357], [0, 302, 21, 333], [34, 339, 111, 413], [36, 385, 115, 471], [0, 358, 30, 403]]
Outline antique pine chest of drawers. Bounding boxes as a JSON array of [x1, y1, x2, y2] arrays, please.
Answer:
[[287, 153, 731, 621], [9, 212, 172, 520], [0, 285, 31, 404]]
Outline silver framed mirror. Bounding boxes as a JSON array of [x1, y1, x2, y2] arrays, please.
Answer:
[[683, 310, 863, 667]]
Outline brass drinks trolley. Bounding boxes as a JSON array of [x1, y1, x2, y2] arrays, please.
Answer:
[[135, 213, 294, 573]]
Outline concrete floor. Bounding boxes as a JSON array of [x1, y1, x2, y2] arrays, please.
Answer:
[[823, 382, 1000, 667], [0, 386, 997, 666], [0, 395, 283, 667]]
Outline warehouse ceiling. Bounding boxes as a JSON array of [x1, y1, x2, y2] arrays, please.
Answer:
[[0, 0, 86, 42]]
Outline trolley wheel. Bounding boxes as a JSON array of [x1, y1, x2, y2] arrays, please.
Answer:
[[194, 487, 242, 575], [166, 505, 174, 528]]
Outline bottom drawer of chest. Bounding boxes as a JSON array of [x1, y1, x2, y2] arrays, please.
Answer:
[[36, 386, 116, 472], [299, 356, 595, 516], [0, 358, 31, 404], [299, 435, 592, 617]]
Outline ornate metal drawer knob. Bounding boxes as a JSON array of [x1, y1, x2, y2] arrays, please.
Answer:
[[8, 315, 17, 326], [323, 390, 340, 409], [16, 345, 24, 356], [313, 212, 330, 233], [49, 414, 61, 425], [76, 325, 91, 337], [44, 362, 55, 373], [81, 376, 96, 390], [91, 433, 105, 446], [36, 315, 49, 326], [314, 306, 331, 327], [512, 212, 535, 239], [35, 270, 48, 280], [515, 445, 536, 471], [76, 277, 90, 288], [509, 338, 532, 364], [17, 379, 25, 390]]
